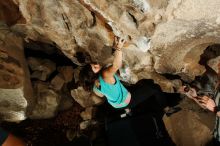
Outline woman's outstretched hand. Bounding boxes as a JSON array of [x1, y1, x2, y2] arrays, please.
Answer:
[[199, 96, 216, 112]]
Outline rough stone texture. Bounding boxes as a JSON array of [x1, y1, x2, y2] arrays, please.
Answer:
[[4, 0, 218, 92], [27, 57, 56, 81], [0, 23, 33, 122], [0, 0, 220, 145], [57, 66, 74, 83], [79, 120, 97, 130], [30, 81, 60, 119], [208, 56, 220, 74], [163, 98, 215, 146], [79, 120, 91, 130], [80, 107, 94, 121], [71, 86, 104, 108], [0, 0, 25, 26], [58, 94, 74, 111], [50, 74, 65, 91], [151, 19, 218, 82], [72, 67, 81, 84]]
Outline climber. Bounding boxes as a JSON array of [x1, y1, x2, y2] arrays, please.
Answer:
[[179, 83, 220, 145], [79, 36, 180, 116], [0, 127, 26, 146], [79, 36, 132, 110]]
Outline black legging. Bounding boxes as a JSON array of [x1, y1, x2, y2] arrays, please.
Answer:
[[125, 79, 167, 110]]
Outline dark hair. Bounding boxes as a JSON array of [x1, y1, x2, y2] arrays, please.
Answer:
[[79, 64, 99, 91]]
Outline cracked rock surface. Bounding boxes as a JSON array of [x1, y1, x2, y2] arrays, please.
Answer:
[[0, 0, 220, 146]]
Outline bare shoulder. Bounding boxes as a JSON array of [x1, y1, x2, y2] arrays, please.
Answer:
[[102, 69, 116, 84], [102, 65, 118, 77]]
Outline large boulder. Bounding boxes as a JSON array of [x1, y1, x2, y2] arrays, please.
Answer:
[[27, 57, 56, 81], [30, 81, 61, 119], [57, 66, 74, 83], [1, 0, 220, 144], [71, 86, 104, 108], [50, 74, 65, 91], [5, 0, 219, 91], [0, 23, 33, 122], [163, 98, 215, 146]]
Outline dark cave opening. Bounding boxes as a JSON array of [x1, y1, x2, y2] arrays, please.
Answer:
[[191, 44, 220, 95], [24, 40, 77, 67], [23, 40, 79, 88], [0, 40, 111, 146], [161, 44, 220, 94], [1, 40, 86, 146]]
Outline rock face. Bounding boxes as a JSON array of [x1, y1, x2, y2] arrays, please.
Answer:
[[0, 0, 220, 145], [80, 107, 94, 120], [30, 81, 60, 119], [27, 57, 56, 81], [2, 0, 218, 92], [163, 98, 215, 146], [0, 23, 33, 122], [57, 66, 74, 83], [71, 86, 104, 108]]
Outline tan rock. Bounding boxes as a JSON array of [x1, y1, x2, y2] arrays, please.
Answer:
[[50, 74, 65, 91], [0, 23, 33, 122], [57, 66, 74, 83], [27, 57, 56, 81], [30, 81, 60, 119], [31, 71, 47, 81], [73, 67, 81, 84], [80, 107, 94, 121], [163, 98, 215, 146], [1, 0, 220, 144], [71, 86, 104, 108], [6, 0, 220, 90], [80, 121, 90, 130]]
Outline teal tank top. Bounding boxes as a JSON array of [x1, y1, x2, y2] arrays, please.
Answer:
[[93, 74, 129, 108]]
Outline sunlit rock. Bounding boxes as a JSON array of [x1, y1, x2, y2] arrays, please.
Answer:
[[71, 86, 104, 108], [0, 24, 33, 122]]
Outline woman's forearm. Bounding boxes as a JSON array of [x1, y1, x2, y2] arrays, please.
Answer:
[[112, 49, 123, 70], [102, 37, 125, 77]]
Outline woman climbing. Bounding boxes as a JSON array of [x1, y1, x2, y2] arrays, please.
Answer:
[[79, 36, 131, 109], [79, 36, 180, 116]]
